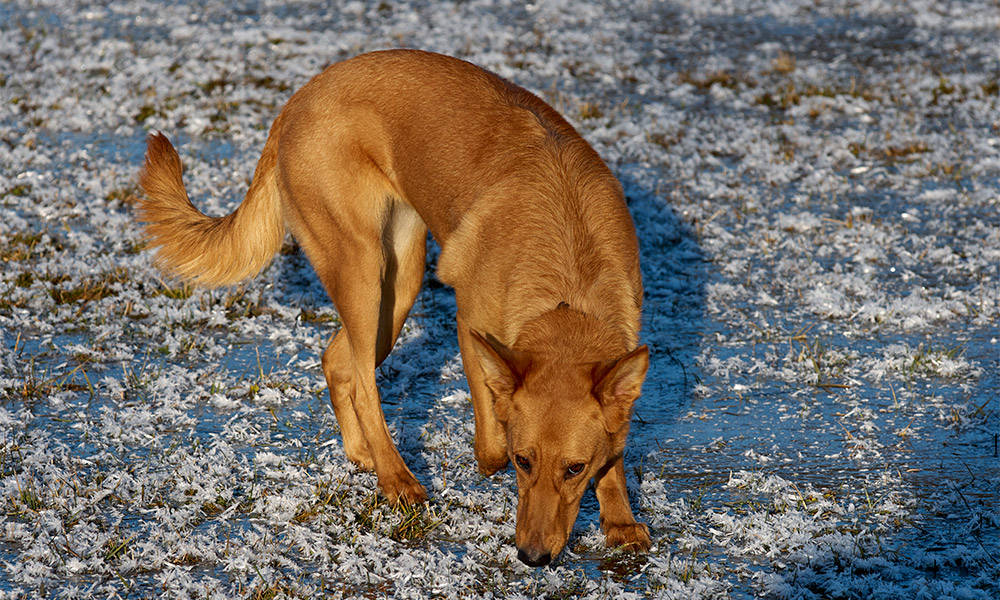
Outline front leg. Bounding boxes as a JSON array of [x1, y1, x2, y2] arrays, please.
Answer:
[[595, 455, 651, 551], [456, 315, 509, 475]]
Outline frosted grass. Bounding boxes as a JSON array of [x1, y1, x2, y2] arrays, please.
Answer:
[[1, 1, 997, 598]]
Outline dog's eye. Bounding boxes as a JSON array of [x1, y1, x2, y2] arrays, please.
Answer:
[[565, 462, 585, 479], [514, 455, 532, 473]]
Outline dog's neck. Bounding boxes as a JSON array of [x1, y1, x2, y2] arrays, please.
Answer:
[[512, 304, 632, 363]]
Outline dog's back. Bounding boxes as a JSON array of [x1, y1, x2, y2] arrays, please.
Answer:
[[280, 50, 643, 350]]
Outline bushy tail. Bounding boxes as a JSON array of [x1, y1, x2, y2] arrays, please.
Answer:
[[137, 128, 284, 287]]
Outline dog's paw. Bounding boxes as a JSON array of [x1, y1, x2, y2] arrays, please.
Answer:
[[475, 452, 509, 476], [345, 446, 376, 472], [603, 521, 651, 552], [379, 473, 428, 506], [474, 436, 508, 476]]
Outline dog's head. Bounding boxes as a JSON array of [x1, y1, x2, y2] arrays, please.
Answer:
[[470, 329, 648, 567]]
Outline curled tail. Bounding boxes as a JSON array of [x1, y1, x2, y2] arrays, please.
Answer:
[[137, 127, 285, 287]]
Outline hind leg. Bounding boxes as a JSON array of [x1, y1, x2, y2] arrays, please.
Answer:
[[297, 203, 427, 502], [330, 200, 427, 503], [280, 126, 428, 503], [323, 331, 374, 471], [321, 210, 426, 475]]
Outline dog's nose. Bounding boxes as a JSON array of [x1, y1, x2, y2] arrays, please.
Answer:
[[517, 548, 552, 567]]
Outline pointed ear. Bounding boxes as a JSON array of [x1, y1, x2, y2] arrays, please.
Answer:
[[594, 345, 649, 433], [468, 331, 529, 423]]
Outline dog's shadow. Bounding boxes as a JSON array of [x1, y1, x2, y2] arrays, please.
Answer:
[[621, 171, 707, 460], [573, 170, 708, 540]]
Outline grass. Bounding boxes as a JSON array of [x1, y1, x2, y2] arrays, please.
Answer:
[[646, 130, 685, 151], [790, 336, 854, 387], [542, 576, 592, 599], [598, 550, 648, 584], [848, 139, 930, 164], [2, 184, 31, 199], [0, 231, 62, 262], [771, 51, 796, 75], [134, 104, 160, 124], [901, 341, 969, 378], [155, 280, 194, 300], [49, 268, 130, 305], [298, 308, 338, 324], [246, 584, 300, 600], [201, 496, 233, 516], [678, 70, 751, 90], [13, 271, 33, 288], [352, 494, 444, 544], [16, 481, 45, 512], [103, 533, 134, 562], [104, 184, 139, 205], [542, 83, 631, 126], [0, 231, 137, 319], [674, 63, 884, 118], [687, 484, 712, 514], [9, 359, 64, 402], [577, 101, 604, 120], [220, 286, 278, 320], [756, 80, 879, 111]]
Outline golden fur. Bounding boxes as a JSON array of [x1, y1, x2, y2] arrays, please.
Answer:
[[137, 49, 650, 565]]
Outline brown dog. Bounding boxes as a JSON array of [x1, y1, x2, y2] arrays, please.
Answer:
[[138, 49, 650, 566]]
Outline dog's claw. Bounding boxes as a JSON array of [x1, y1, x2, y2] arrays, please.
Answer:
[[604, 522, 651, 552]]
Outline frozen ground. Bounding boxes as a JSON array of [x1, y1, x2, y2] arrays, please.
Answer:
[[1, 0, 998, 598]]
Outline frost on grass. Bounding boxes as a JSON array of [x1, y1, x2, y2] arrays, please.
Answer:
[[1, 0, 999, 598]]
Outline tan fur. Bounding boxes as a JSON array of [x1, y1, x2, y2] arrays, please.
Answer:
[[137, 49, 650, 565], [138, 117, 286, 285]]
